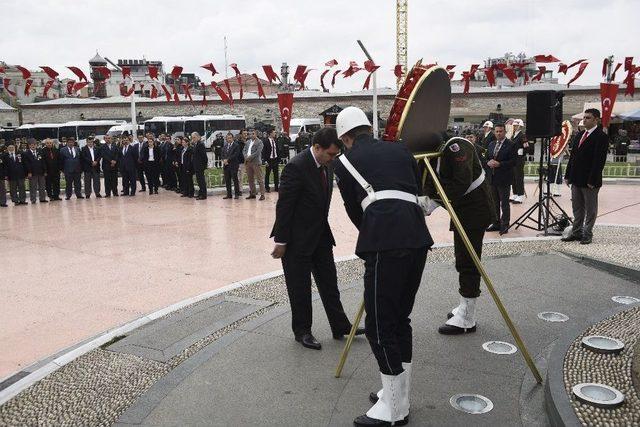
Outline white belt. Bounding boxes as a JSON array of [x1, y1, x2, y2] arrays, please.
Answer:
[[338, 155, 419, 212]]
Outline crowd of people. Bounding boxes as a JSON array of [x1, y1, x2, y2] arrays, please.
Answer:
[[0, 127, 300, 207]]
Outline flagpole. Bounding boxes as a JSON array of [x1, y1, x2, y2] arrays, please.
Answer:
[[357, 40, 378, 138]]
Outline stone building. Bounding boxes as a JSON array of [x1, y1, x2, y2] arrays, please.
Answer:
[[0, 99, 19, 126]]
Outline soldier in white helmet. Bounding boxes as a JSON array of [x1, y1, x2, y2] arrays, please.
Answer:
[[480, 120, 495, 149], [334, 106, 432, 426], [510, 119, 527, 204]]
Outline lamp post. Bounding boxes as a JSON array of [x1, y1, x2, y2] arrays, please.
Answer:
[[357, 40, 378, 138]]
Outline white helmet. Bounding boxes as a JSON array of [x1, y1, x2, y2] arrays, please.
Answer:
[[513, 119, 524, 127], [482, 121, 494, 128], [336, 106, 371, 138]]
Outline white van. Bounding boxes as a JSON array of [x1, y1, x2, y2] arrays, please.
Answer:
[[106, 123, 144, 138], [58, 120, 125, 147], [184, 114, 246, 149], [14, 123, 61, 143], [289, 118, 322, 142], [143, 116, 188, 140]]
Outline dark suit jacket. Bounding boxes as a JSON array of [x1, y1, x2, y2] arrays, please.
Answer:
[[59, 146, 82, 175], [80, 146, 101, 173], [119, 145, 138, 174], [101, 143, 120, 172], [0, 153, 7, 179], [23, 149, 46, 176], [5, 152, 26, 180], [334, 134, 432, 255], [42, 146, 61, 174], [512, 131, 525, 158], [192, 141, 208, 172], [180, 146, 194, 174], [486, 138, 517, 186], [480, 131, 496, 149], [564, 126, 609, 188], [262, 137, 281, 161], [221, 141, 241, 168], [141, 146, 161, 167], [270, 148, 335, 256]]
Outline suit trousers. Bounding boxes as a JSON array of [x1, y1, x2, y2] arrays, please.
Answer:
[[264, 158, 280, 191], [245, 161, 265, 196], [45, 172, 60, 199], [104, 169, 118, 196], [28, 175, 46, 202], [121, 171, 136, 195], [0, 179, 6, 205], [182, 172, 194, 197], [491, 184, 511, 229], [145, 162, 160, 193], [137, 165, 146, 191], [362, 247, 428, 375], [453, 227, 484, 298], [10, 179, 26, 203], [237, 163, 246, 193], [64, 172, 82, 198], [281, 235, 351, 338], [83, 170, 101, 197], [223, 164, 240, 196], [570, 185, 599, 239], [511, 156, 525, 196], [195, 169, 207, 197]]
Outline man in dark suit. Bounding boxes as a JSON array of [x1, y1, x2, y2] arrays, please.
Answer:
[[80, 137, 102, 198], [42, 138, 62, 201], [191, 132, 208, 200], [101, 134, 119, 197], [141, 137, 161, 194], [486, 124, 517, 234], [23, 138, 48, 203], [5, 144, 27, 205], [270, 127, 361, 351], [135, 132, 147, 192], [221, 132, 241, 199], [179, 138, 195, 198], [263, 129, 281, 193], [119, 136, 138, 196], [59, 138, 84, 200], [562, 108, 609, 245], [0, 147, 8, 207], [334, 107, 431, 426], [510, 119, 526, 204]]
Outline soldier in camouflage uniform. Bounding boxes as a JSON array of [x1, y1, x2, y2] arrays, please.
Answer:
[[424, 136, 496, 335]]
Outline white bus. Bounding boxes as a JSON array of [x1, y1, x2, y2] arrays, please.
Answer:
[[58, 120, 125, 147], [14, 123, 61, 143], [143, 116, 188, 139], [183, 115, 246, 149]]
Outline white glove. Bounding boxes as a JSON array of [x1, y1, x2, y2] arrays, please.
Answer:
[[418, 196, 441, 216]]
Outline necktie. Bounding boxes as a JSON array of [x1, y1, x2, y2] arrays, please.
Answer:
[[320, 166, 327, 196], [12, 154, 15, 161], [271, 139, 276, 159], [578, 131, 589, 148], [494, 141, 502, 157], [71, 148, 75, 158]]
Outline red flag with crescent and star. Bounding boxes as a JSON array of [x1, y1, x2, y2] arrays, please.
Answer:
[[68, 66, 88, 82], [277, 93, 294, 134], [262, 65, 280, 84], [600, 82, 619, 128], [43, 79, 55, 98], [202, 63, 218, 77], [3, 79, 16, 96], [15, 65, 32, 80], [40, 66, 59, 80], [211, 81, 231, 104], [252, 73, 266, 99]]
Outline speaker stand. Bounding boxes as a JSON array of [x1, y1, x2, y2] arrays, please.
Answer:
[[508, 137, 571, 235]]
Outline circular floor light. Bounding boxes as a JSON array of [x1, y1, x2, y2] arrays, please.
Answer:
[[482, 341, 517, 355], [611, 296, 640, 305], [572, 383, 625, 408], [581, 335, 625, 355], [537, 312, 569, 322], [449, 394, 494, 414]]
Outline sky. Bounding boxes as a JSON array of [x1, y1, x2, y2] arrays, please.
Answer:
[[1, 0, 638, 92]]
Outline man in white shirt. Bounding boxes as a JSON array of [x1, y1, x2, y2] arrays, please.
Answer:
[[80, 137, 102, 198], [242, 129, 265, 200], [263, 129, 281, 193]]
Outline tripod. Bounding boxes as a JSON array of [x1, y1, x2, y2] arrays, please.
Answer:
[[510, 137, 571, 235]]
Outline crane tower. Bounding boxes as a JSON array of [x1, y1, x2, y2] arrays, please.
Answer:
[[396, 0, 408, 88]]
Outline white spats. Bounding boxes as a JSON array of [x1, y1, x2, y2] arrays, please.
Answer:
[[367, 370, 410, 423], [446, 297, 477, 329]]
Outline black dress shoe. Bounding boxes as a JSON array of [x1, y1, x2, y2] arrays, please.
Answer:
[[246, 195, 256, 199], [369, 392, 379, 404], [113, 194, 119, 197], [196, 196, 207, 200], [438, 323, 477, 335], [40, 200, 49, 203], [486, 224, 500, 232], [333, 327, 366, 340], [354, 414, 408, 426], [259, 195, 265, 201], [234, 195, 240, 199], [77, 195, 85, 199], [499, 229, 508, 236], [223, 195, 232, 199], [180, 194, 188, 197], [266, 188, 271, 193], [140, 188, 146, 192], [295, 333, 321, 350], [580, 237, 592, 245], [96, 194, 103, 198], [447, 312, 454, 319], [561, 234, 582, 242], [0, 204, 7, 207]]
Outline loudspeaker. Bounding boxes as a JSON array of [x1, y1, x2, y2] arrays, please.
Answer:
[[526, 90, 563, 138]]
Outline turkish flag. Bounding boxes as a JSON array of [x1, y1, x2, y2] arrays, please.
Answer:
[[262, 65, 280, 84], [172, 84, 179, 103], [223, 79, 234, 106], [3, 79, 16, 96], [182, 84, 193, 102], [293, 65, 307, 82], [498, 65, 517, 83], [211, 81, 231, 104], [252, 73, 266, 99], [567, 62, 589, 87], [73, 81, 88, 93], [40, 66, 59, 80], [151, 84, 158, 99], [394, 64, 403, 78], [68, 66, 88, 82], [170, 66, 183, 80], [600, 82, 619, 128], [331, 69, 341, 87], [121, 67, 131, 79], [95, 66, 111, 79], [364, 60, 379, 73], [484, 68, 496, 86], [277, 93, 294, 134], [230, 63, 241, 77], [624, 57, 634, 72], [534, 54, 560, 63], [532, 66, 547, 81], [461, 72, 471, 94], [43, 79, 55, 98], [161, 84, 172, 102], [148, 65, 158, 80], [24, 79, 33, 96], [66, 80, 75, 95], [611, 63, 622, 81], [15, 65, 32, 80], [320, 69, 330, 91], [325, 59, 338, 67], [201, 63, 218, 76]]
